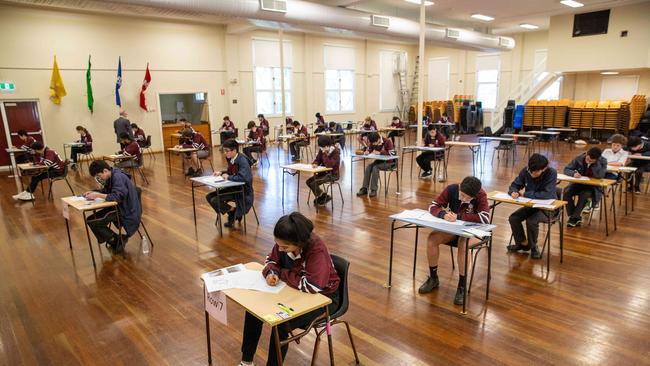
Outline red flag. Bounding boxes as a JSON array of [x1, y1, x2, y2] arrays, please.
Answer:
[[139, 63, 151, 111]]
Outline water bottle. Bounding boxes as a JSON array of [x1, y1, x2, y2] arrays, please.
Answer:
[[141, 235, 150, 254]]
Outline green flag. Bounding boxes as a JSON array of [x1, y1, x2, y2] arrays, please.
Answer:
[[86, 55, 94, 113]]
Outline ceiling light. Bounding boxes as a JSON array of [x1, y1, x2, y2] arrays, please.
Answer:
[[471, 14, 494, 21], [404, 0, 434, 5], [560, 0, 584, 8], [520, 23, 539, 30], [600, 71, 619, 75]]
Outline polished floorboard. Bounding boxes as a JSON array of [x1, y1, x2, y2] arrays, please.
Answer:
[[1, 135, 650, 366]]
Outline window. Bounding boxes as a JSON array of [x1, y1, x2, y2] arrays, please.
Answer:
[[475, 54, 500, 110], [427, 57, 449, 100], [600, 75, 639, 101], [324, 45, 355, 113], [379, 50, 407, 112], [252, 39, 292, 116]]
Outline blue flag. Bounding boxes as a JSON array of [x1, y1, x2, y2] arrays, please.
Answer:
[[115, 56, 122, 106]]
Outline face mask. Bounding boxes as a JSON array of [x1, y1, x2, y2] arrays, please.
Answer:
[[95, 176, 106, 187]]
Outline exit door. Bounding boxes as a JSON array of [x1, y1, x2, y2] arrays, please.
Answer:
[[1, 101, 44, 167]]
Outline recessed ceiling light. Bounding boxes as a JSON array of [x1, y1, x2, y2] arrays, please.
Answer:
[[404, 0, 434, 5], [600, 71, 619, 75], [520, 23, 539, 29], [471, 14, 494, 21], [560, 0, 584, 8]]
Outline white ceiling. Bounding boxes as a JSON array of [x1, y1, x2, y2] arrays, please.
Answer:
[[310, 0, 650, 34]]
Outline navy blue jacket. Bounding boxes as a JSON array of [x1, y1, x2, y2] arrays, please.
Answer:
[[564, 154, 607, 179], [102, 168, 142, 236], [508, 167, 558, 199], [226, 153, 254, 217]]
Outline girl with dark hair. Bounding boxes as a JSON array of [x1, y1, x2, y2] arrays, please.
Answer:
[[238, 212, 340, 366], [71, 125, 93, 169]]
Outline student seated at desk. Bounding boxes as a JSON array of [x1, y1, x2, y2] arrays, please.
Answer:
[[314, 112, 327, 133], [243, 121, 266, 167], [84, 160, 142, 254], [386, 116, 405, 144], [418, 176, 490, 305], [70, 125, 93, 170], [220, 116, 237, 145], [562, 147, 607, 227], [626, 136, 650, 194], [589, 134, 628, 210], [116, 133, 143, 169], [307, 136, 340, 206], [437, 113, 453, 139], [239, 212, 340, 366], [206, 139, 253, 228], [131, 123, 146, 147], [327, 121, 346, 149], [355, 132, 395, 198], [13, 129, 36, 164], [257, 114, 270, 136], [506, 153, 558, 259], [177, 119, 196, 134], [12, 141, 64, 201], [416, 125, 446, 181], [357, 116, 377, 144], [177, 128, 208, 177], [289, 120, 309, 162], [285, 117, 294, 134]]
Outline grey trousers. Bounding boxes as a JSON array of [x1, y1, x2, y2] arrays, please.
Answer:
[[508, 207, 551, 248], [362, 161, 394, 192]]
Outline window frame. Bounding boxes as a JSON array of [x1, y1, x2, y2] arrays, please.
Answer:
[[475, 55, 500, 111], [324, 68, 355, 114], [253, 66, 292, 117]]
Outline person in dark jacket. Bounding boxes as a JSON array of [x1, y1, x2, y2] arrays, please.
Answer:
[[416, 125, 446, 180], [12, 142, 65, 201], [206, 139, 254, 228], [84, 160, 142, 254], [13, 129, 36, 164], [307, 136, 341, 206], [626, 136, 650, 193], [239, 212, 340, 366], [507, 154, 558, 259], [418, 177, 490, 306], [242, 121, 266, 167], [113, 110, 132, 148], [563, 147, 607, 227], [219, 116, 237, 145], [70, 125, 93, 168], [327, 121, 346, 149], [289, 120, 309, 162], [314, 113, 327, 133], [356, 132, 395, 198]]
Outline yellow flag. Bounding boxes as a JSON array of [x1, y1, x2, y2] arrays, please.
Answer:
[[49, 55, 67, 104]]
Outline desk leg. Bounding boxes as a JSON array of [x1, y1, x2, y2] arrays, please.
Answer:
[[273, 326, 284, 366], [65, 218, 72, 249], [462, 237, 469, 315], [350, 159, 354, 194], [282, 168, 285, 208], [296, 172, 301, 206], [603, 187, 609, 236], [631, 173, 635, 212], [205, 311, 212, 364], [396, 159, 400, 194], [326, 306, 335, 366], [192, 182, 197, 229], [215, 190, 223, 237], [82, 212, 97, 268], [486, 237, 492, 300], [412, 226, 419, 278], [546, 214, 552, 272], [386, 220, 395, 288], [481, 141, 487, 174], [560, 209, 565, 264], [168, 150, 172, 176], [241, 188, 247, 233], [611, 186, 617, 231], [409, 150, 414, 178]]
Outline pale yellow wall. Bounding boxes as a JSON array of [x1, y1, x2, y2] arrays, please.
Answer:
[[547, 2, 650, 72], [561, 70, 650, 100], [0, 5, 228, 156]]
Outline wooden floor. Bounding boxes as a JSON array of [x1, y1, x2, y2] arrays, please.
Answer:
[[2, 135, 650, 366]]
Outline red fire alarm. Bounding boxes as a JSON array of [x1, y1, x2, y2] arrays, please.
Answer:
[[220, 88, 225, 96]]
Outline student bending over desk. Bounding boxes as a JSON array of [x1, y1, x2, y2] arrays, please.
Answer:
[[13, 129, 36, 164], [416, 124, 446, 180], [117, 133, 143, 169], [592, 134, 628, 209], [563, 147, 607, 227], [307, 136, 340, 206], [289, 120, 309, 162], [356, 132, 395, 198], [84, 160, 142, 254], [239, 212, 340, 366], [327, 121, 346, 149], [257, 114, 270, 136], [418, 176, 490, 305], [626, 136, 650, 194], [12, 141, 64, 201], [507, 153, 558, 259], [387, 116, 404, 144], [243, 121, 266, 167], [131, 123, 146, 147], [178, 128, 209, 177], [70, 126, 93, 169], [206, 139, 254, 228]]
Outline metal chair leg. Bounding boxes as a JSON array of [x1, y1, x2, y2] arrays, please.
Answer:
[[450, 246, 455, 270], [140, 220, 154, 248]]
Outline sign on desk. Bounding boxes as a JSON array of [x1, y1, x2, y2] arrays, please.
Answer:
[[205, 289, 227, 325]]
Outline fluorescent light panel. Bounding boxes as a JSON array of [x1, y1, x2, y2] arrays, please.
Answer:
[[471, 14, 494, 21], [404, 0, 434, 5], [520, 23, 539, 29], [600, 71, 619, 75], [560, 0, 584, 8]]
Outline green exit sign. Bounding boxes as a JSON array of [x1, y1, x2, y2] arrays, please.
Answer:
[[0, 82, 16, 91]]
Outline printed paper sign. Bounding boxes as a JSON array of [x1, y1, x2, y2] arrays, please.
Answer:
[[205, 289, 227, 325]]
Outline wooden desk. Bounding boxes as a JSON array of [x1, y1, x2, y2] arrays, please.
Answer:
[[62, 142, 85, 160], [203, 262, 332, 366], [190, 176, 247, 237], [400, 145, 446, 182], [162, 122, 212, 150], [502, 134, 537, 158], [479, 136, 516, 167], [487, 191, 567, 271], [557, 174, 618, 235], [61, 196, 121, 269], [103, 154, 133, 163], [166, 147, 197, 176], [5, 148, 29, 178], [280, 164, 332, 210], [443, 141, 481, 176], [607, 166, 637, 215], [16, 163, 48, 193], [528, 130, 561, 154], [628, 155, 650, 162], [387, 209, 495, 314], [350, 153, 399, 197]]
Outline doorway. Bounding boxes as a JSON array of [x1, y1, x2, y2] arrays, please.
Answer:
[[157, 92, 212, 151], [1, 100, 44, 169]]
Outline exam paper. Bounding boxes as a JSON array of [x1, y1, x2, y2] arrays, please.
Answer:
[[462, 227, 491, 238], [395, 209, 464, 226], [202, 264, 286, 294], [530, 198, 555, 205], [557, 173, 589, 181], [533, 204, 556, 209], [492, 192, 532, 203]]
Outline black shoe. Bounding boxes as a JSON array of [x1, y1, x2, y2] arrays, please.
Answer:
[[356, 188, 368, 197], [71, 163, 78, 171], [419, 171, 432, 179], [322, 195, 332, 204], [506, 243, 530, 252], [454, 286, 466, 305], [418, 276, 439, 294], [193, 169, 203, 177], [224, 212, 236, 228], [368, 190, 377, 198], [634, 188, 642, 194], [567, 217, 581, 227], [185, 167, 195, 176], [530, 246, 543, 259], [110, 235, 128, 254]]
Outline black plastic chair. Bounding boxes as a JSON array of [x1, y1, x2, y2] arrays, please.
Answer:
[[48, 159, 75, 200], [142, 135, 155, 160], [135, 187, 155, 250]]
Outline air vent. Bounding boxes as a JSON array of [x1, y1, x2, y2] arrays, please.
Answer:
[[446, 28, 460, 39], [499, 37, 514, 48], [371, 15, 390, 28], [260, 0, 287, 13]]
